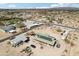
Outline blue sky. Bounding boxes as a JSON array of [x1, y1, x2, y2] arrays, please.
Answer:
[[0, 3, 79, 9]]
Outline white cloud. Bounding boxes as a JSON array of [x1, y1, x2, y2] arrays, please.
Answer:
[[50, 4, 59, 7], [0, 3, 7, 5], [50, 3, 65, 8], [58, 3, 64, 7], [35, 7, 50, 9]]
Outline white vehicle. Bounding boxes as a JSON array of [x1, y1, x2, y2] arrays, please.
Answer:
[[61, 30, 70, 40], [9, 30, 16, 33]]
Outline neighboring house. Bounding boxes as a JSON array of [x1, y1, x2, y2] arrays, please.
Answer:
[[10, 33, 27, 47], [33, 33, 57, 45], [0, 29, 5, 32], [23, 20, 43, 29], [0, 25, 16, 33]]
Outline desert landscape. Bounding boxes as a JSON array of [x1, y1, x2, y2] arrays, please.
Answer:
[[0, 6, 79, 56]]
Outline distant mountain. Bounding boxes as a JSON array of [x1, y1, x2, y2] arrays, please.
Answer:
[[49, 7, 79, 10], [0, 7, 79, 11]]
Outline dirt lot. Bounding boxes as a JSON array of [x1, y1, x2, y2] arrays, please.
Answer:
[[0, 25, 79, 56], [0, 37, 65, 56], [0, 32, 11, 40]]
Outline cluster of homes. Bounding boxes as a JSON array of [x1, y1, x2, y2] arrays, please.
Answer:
[[0, 20, 45, 47], [0, 20, 43, 33], [0, 20, 70, 49]]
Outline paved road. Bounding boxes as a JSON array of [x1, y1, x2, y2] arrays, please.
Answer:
[[47, 23, 79, 31]]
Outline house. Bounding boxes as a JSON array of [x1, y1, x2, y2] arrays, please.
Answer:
[[33, 33, 57, 45], [2, 25, 16, 33], [23, 20, 43, 29], [10, 33, 27, 47]]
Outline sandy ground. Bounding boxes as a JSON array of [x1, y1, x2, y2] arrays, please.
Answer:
[[0, 32, 10, 38], [0, 25, 79, 56], [0, 37, 66, 56], [67, 31, 79, 56], [0, 32, 11, 40], [0, 25, 66, 56]]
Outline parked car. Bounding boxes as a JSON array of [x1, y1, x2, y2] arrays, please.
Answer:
[[30, 44, 36, 48]]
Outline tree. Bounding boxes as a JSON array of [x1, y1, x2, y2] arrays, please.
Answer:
[[16, 22, 25, 28], [0, 21, 4, 26]]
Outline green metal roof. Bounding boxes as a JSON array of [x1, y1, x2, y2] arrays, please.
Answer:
[[36, 34, 53, 41], [34, 33, 56, 45]]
